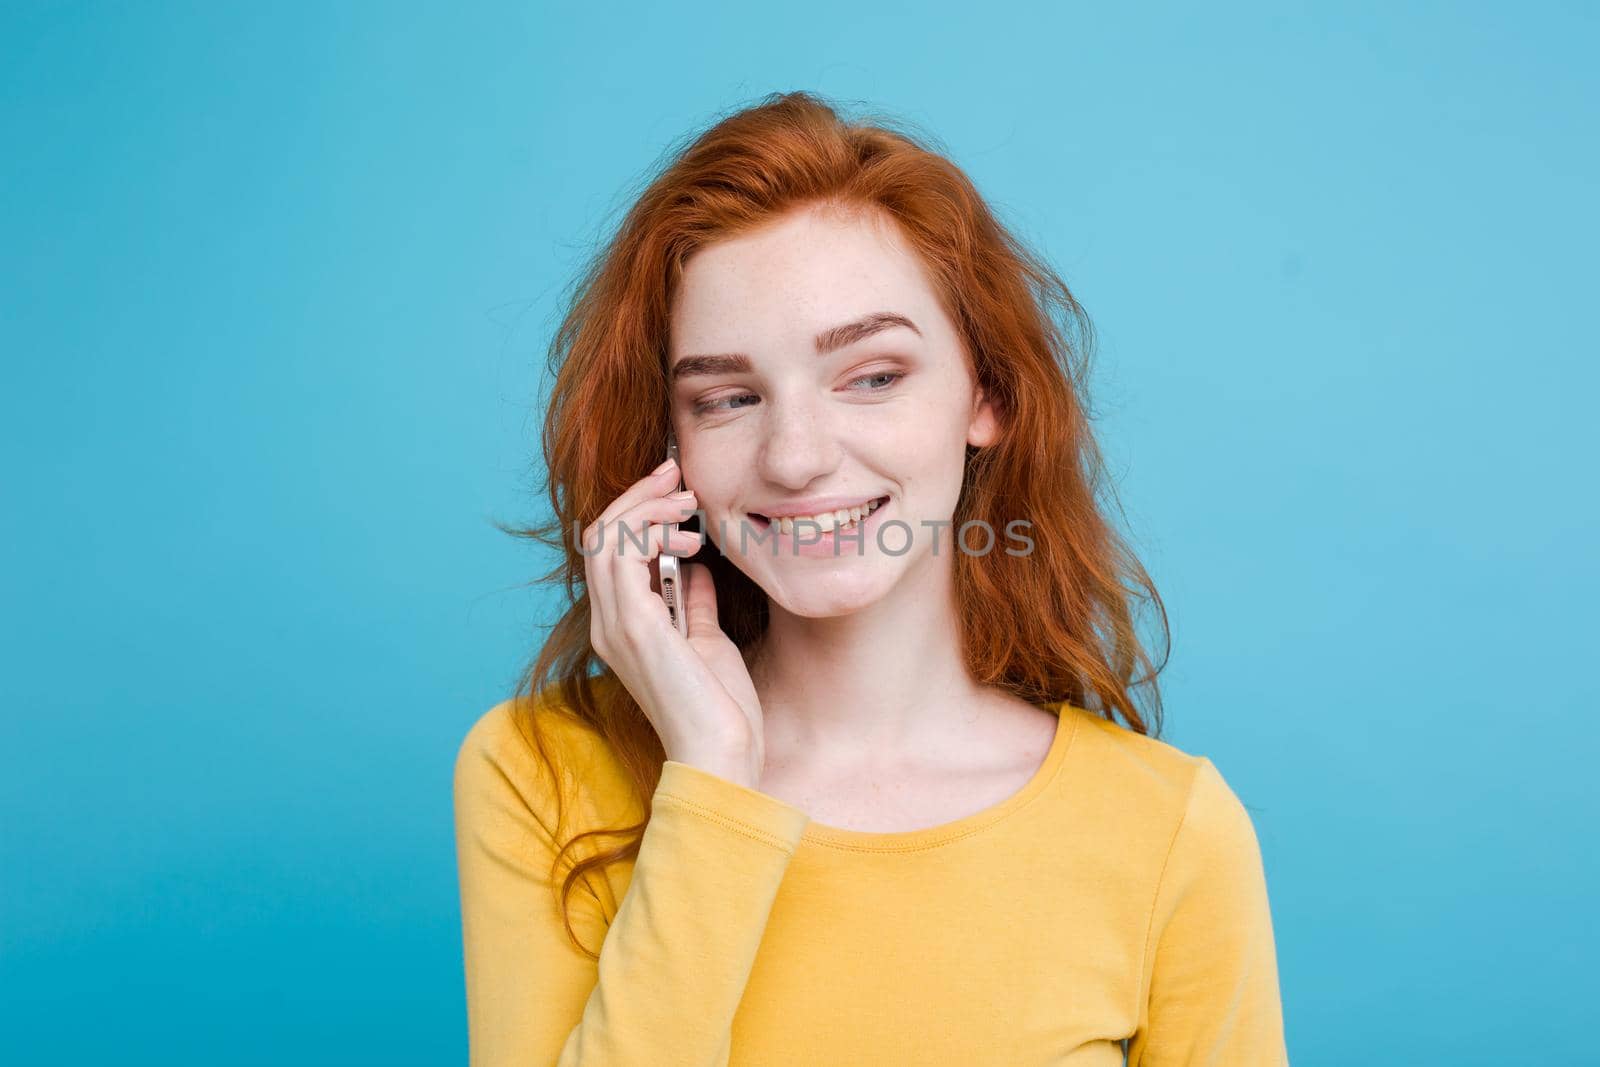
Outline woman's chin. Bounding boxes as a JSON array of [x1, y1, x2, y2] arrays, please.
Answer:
[[759, 568, 896, 619]]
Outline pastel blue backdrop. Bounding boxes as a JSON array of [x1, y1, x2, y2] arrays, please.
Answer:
[[3, 3, 1594, 1064]]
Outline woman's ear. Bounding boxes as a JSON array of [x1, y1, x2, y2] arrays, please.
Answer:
[[967, 386, 1001, 448]]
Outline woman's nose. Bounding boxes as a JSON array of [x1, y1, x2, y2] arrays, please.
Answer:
[[755, 402, 841, 488]]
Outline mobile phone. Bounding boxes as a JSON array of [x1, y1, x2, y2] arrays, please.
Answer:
[[658, 429, 689, 636]]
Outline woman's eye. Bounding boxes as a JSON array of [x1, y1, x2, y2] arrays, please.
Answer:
[[693, 392, 759, 414], [848, 371, 905, 392], [692, 372, 904, 415]]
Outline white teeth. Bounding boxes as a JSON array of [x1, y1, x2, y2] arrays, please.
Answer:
[[767, 497, 883, 534]]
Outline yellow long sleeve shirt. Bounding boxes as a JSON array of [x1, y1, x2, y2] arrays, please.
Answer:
[[453, 686, 1289, 1066]]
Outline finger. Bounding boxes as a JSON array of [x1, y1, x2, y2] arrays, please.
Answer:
[[620, 522, 702, 571], [645, 527, 703, 597], [595, 460, 685, 531], [647, 528, 705, 585], [601, 495, 697, 556], [585, 496, 690, 648], [666, 527, 705, 557], [683, 562, 719, 637], [594, 514, 679, 640], [588, 486, 697, 651], [585, 487, 694, 622], [609, 495, 699, 561], [610, 522, 706, 630]]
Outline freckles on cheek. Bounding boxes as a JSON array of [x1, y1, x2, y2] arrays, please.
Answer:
[[875, 416, 940, 458]]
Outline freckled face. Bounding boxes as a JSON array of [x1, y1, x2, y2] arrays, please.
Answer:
[[667, 201, 998, 618]]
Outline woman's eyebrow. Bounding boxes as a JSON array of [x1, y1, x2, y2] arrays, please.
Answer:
[[669, 311, 921, 383], [814, 311, 921, 356]]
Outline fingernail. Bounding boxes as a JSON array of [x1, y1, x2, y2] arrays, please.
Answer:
[[653, 457, 677, 474], [670, 489, 694, 499]]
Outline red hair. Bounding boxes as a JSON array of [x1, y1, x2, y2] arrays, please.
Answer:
[[496, 90, 1169, 958]]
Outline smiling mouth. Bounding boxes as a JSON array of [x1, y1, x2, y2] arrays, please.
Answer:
[[748, 495, 891, 531]]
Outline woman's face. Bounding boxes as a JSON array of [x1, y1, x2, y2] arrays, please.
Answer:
[[667, 201, 998, 618]]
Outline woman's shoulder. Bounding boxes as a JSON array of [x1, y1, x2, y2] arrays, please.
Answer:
[[1056, 702, 1261, 843], [454, 677, 635, 819], [457, 685, 592, 769]]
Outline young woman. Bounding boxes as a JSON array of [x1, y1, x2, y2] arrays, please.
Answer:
[[454, 91, 1290, 1065]]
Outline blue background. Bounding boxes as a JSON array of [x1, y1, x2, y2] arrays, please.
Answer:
[[3, 3, 1594, 1064]]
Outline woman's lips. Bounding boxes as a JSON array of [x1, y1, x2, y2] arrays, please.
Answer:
[[748, 495, 890, 528], [741, 496, 894, 559]]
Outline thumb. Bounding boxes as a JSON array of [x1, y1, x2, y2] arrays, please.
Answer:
[[684, 562, 720, 636]]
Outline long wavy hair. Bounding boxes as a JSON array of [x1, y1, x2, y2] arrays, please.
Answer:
[[496, 90, 1169, 959]]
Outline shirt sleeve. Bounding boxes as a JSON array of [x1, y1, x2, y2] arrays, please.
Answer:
[[452, 702, 811, 1067], [1128, 756, 1291, 1066]]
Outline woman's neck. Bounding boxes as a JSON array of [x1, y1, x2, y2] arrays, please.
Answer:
[[743, 569, 1000, 769]]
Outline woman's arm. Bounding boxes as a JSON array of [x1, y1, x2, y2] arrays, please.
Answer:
[[453, 701, 809, 1067], [1127, 757, 1291, 1066]]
